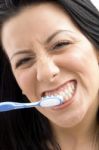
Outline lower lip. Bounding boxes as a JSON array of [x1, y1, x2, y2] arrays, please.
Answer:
[[52, 83, 77, 110]]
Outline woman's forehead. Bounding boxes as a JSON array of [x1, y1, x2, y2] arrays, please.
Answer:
[[2, 2, 80, 40], [1, 1, 85, 58]]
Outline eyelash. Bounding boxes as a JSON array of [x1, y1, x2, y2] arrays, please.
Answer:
[[51, 40, 71, 50], [15, 57, 33, 68]]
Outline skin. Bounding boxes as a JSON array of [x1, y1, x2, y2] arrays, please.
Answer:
[[1, 2, 99, 149]]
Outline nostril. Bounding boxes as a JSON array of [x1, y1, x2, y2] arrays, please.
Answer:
[[49, 72, 58, 82]]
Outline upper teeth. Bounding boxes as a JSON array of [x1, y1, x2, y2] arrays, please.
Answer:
[[44, 81, 76, 101]]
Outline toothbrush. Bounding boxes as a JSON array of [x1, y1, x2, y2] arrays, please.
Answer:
[[0, 96, 64, 112]]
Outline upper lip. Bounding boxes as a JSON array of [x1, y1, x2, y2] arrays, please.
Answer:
[[41, 79, 76, 97]]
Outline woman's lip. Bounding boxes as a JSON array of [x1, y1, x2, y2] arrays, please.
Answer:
[[42, 79, 76, 97], [51, 81, 77, 110], [52, 98, 74, 110]]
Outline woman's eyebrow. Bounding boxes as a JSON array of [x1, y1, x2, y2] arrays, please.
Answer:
[[45, 29, 74, 44], [10, 50, 33, 60]]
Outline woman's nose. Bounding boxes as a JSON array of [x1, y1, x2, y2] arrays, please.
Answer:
[[36, 57, 60, 82]]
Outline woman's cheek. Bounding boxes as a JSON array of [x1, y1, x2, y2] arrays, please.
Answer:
[[58, 50, 87, 73], [14, 69, 35, 96], [58, 48, 99, 90]]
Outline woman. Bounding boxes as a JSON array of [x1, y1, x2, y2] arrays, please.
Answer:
[[0, 0, 99, 149]]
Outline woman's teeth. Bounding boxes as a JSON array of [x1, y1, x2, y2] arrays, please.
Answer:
[[44, 81, 76, 102]]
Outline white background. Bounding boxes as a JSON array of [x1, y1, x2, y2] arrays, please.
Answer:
[[91, 0, 99, 10]]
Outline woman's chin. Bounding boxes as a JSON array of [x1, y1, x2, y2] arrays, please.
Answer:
[[52, 107, 86, 128]]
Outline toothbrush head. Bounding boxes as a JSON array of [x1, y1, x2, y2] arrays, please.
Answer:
[[40, 96, 64, 107]]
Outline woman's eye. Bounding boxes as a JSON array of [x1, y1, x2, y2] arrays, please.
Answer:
[[15, 57, 33, 69], [52, 41, 71, 50]]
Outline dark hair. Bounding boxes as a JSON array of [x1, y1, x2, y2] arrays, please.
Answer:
[[0, 0, 99, 150]]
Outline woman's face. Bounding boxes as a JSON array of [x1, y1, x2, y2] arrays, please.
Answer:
[[2, 2, 99, 128]]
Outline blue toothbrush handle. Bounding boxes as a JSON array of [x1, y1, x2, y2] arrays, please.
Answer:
[[0, 102, 25, 112], [0, 101, 40, 112]]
